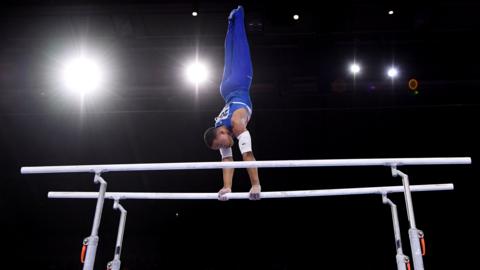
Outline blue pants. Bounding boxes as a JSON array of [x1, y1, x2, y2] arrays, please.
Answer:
[[219, 6, 253, 108]]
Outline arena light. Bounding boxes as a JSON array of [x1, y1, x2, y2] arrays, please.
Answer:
[[387, 67, 398, 78], [61, 56, 105, 95], [350, 63, 361, 74], [185, 61, 208, 85]]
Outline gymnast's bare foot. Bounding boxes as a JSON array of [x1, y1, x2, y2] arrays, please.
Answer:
[[228, 5, 243, 20], [249, 184, 261, 200], [218, 187, 232, 201]]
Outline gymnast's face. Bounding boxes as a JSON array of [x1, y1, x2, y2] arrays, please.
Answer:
[[211, 128, 234, 150]]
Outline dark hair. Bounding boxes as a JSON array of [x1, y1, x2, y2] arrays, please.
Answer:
[[203, 127, 217, 148]]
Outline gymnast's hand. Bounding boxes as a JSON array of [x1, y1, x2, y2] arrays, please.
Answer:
[[249, 184, 261, 200], [218, 187, 232, 201]]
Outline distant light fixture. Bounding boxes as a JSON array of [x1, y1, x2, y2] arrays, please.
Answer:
[[185, 61, 208, 85], [350, 63, 361, 74], [388, 10, 394, 15], [387, 67, 398, 78], [408, 79, 418, 90], [61, 56, 104, 95], [293, 14, 299, 20], [192, 11, 198, 17]]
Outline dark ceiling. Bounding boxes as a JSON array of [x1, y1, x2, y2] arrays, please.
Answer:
[[1, 1, 478, 269]]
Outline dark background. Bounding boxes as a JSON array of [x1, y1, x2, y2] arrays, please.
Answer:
[[1, 0, 478, 269]]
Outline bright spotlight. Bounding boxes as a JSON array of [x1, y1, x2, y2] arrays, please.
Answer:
[[388, 10, 394, 15], [293, 14, 299, 20], [186, 62, 208, 84], [350, 63, 361, 74], [62, 56, 104, 94], [387, 67, 398, 78], [192, 11, 198, 16]]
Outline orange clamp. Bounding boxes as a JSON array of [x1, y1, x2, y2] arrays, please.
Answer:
[[81, 244, 87, 263], [420, 235, 426, 256]]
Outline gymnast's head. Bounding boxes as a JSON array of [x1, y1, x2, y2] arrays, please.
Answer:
[[203, 126, 234, 150]]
